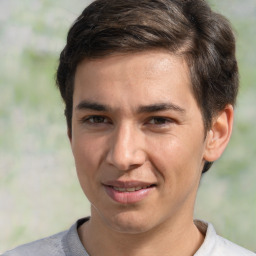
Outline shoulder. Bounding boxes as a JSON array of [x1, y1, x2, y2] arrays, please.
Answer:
[[1, 231, 67, 256], [195, 220, 255, 256], [214, 235, 256, 256], [1, 218, 89, 256]]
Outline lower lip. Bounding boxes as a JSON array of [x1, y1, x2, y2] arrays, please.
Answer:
[[104, 186, 155, 204]]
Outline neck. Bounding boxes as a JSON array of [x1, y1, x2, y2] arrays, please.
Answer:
[[78, 211, 205, 256]]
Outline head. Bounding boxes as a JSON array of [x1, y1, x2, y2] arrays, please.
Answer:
[[56, 0, 238, 174]]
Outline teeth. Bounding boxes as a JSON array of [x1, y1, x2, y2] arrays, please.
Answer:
[[113, 187, 126, 192], [126, 187, 136, 192], [113, 186, 151, 192]]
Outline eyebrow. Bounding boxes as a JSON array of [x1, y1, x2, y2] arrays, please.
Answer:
[[75, 100, 185, 114], [137, 103, 185, 114], [75, 101, 111, 112]]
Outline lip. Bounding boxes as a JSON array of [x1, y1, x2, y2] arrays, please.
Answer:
[[103, 180, 154, 188], [103, 180, 156, 204]]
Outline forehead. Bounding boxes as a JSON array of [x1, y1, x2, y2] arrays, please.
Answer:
[[73, 50, 196, 112], [76, 50, 190, 79]]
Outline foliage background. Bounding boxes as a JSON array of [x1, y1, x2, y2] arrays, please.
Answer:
[[0, 0, 255, 253]]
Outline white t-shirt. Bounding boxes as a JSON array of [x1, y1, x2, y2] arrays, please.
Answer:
[[194, 220, 255, 256], [2, 217, 255, 256]]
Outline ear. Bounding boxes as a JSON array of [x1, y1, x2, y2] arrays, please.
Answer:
[[203, 104, 234, 162]]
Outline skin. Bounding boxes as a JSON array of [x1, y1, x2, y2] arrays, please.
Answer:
[[70, 50, 233, 256]]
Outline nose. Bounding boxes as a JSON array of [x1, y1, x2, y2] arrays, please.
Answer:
[[106, 122, 146, 171]]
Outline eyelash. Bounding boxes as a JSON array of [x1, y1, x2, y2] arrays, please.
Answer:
[[79, 115, 174, 127], [146, 117, 174, 126], [79, 115, 111, 124]]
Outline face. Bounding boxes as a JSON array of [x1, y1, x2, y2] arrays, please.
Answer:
[[71, 51, 209, 234]]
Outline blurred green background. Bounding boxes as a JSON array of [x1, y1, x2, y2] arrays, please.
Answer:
[[0, 0, 255, 253]]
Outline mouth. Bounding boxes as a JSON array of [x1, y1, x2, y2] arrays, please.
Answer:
[[103, 181, 156, 204], [111, 184, 156, 192]]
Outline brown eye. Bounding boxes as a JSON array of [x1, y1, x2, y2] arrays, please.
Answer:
[[89, 116, 107, 123], [80, 115, 110, 124], [148, 117, 171, 125]]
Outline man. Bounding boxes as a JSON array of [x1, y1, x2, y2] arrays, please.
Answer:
[[3, 0, 255, 255]]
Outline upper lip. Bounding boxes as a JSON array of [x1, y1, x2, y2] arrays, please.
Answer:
[[103, 180, 156, 188]]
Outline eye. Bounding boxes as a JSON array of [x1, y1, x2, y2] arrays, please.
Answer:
[[147, 117, 173, 125], [89, 116, 107, 123], [80, 115, 110, 124]]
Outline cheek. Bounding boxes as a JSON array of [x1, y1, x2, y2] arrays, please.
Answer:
[[148, 134, 204, 180], [72, 135, 103, 177], [71, 138, 102, 202]]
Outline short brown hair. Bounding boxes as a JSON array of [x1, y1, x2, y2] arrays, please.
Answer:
[[56, 0, 239, 173]]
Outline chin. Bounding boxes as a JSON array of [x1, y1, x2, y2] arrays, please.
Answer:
[[106, 210, 155, 234]]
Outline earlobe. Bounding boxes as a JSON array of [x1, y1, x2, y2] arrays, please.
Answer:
[[203, 104, 234, 162]]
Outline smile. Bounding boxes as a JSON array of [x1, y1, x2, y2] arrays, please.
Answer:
[[112, 185, 152, 192], [103, 182, 156, 204]]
